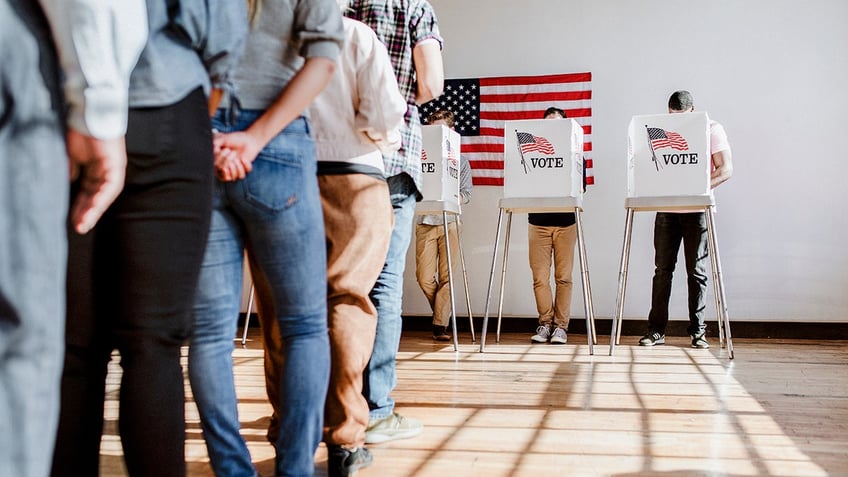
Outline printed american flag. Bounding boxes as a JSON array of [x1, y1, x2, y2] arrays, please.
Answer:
[[647, 127, 689, 151], [419, 72, 593, 186], [516, 131, 555, 155]]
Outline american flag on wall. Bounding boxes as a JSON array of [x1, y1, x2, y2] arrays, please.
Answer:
[[419, 72, 593, 186]]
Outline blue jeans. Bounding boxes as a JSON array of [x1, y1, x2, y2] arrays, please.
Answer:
[[189, 110, 329, 477], [648, 212, 709, 336], [364, 174, 418, 419], [0, 3, 66, 476]]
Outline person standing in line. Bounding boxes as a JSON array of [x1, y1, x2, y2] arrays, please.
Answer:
[[1, 1, 146, 476], [416, 109, 472, 341], [311, 2, 407, 473], [639, 90, 733, 349], [345, 0, 445, 445], [187, 0, 343, 475], [528, 107, 583, 345], [51, 1, 247, 476]]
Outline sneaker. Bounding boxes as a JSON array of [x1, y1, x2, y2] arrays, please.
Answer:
[[531, 325, 551, 343], [364, 413, 423, 444], [328, 445, 373, 477], [432, 325, 451, 342], [639, 331, 665, 346], [691, 332, 710, 349], [549, 327, 567, 344]]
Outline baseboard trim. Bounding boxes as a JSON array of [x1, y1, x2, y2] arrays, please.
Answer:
[[399, 315, 848, 340]]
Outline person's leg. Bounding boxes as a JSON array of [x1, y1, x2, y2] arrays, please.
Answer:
[[246, 250, 283, 444], [233, 116, 329, 476], [364, 174, 417, 420], [646, 213, 683, 336], [188, 197, 257, 477], [319, 174, 393, 449], [551, 224, 578, 330], [110, 88, 215, 477], [0, 5, 67, 475], [681, 212, 709, 338], [528, 225, 555, 330], [52, 217, 112, 477], [414, 224, 440, 313], [433, 221, 459, 329]]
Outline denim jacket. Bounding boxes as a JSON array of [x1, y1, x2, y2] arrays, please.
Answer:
[[129, 0, 248, 108]]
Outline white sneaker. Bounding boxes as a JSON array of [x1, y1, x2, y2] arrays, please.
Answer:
[[531, 325, 551, 343], [550, 327, 567, 344]]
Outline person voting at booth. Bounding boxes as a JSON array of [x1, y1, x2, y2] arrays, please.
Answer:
[[528, 107, 586, 344], [415, 109, 473, 341], [639, 90, 733, 349]]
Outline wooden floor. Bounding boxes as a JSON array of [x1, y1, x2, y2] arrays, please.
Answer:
[[99, 330, 848, 476]]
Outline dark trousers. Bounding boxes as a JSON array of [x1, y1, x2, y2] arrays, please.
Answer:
[[52, 88, 214, 477], [647, 212, 709, 336]]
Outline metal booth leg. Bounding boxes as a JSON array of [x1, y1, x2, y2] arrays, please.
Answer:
[[443, 211, 459, 351], [495, 211, 514, 343], [705, 208, 734, 359], [241, 283, 255, 347], [609, 208, 635, 356], [575, 209, 594, 355], [457, 220, 475, 342], [479, 208, 505, 352]]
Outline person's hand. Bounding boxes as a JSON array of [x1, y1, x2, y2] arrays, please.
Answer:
[[67, 128, 127, 234], [214, 147, 252, 181], [212, 131, 260, 181]]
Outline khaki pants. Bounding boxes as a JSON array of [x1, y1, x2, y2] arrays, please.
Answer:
[[254, 174, 393, 447], [415, 221, 459, 327], [528, 224, 577, 329]]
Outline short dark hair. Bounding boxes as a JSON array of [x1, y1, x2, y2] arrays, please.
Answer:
[[425, 109, 455, 129], [668, 90, 694, 111], [543, 106, 566, 119]]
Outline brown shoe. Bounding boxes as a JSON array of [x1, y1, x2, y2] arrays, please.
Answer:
[[433, 325, 451, 341]]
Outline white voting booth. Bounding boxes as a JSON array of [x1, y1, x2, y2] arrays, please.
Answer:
[[610, 112, 734, 358], [479, 118, 597, 354], [416, 125, 472, 350]]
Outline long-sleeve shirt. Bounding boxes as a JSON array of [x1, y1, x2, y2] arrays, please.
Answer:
[[129, 0, 248, 108], [309, 17, 406, 177], [346, 0, 443, 193], [38, 0, 148, 138]]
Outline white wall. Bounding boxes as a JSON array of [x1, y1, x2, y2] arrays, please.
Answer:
[[401, 0, 848, 323]]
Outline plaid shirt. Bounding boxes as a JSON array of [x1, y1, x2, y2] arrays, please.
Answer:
[[346, 0, 442, 192]]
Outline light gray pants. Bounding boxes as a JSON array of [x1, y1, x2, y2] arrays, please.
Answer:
[[0, 1, 68, 476]]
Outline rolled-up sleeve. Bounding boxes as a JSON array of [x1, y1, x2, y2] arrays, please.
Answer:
[[293, 0, 344, 61], [39, 0, 147, 139], [178, 0, 248, 90]]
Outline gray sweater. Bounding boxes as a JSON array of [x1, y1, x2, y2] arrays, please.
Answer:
[[230, 0, 344, 110]]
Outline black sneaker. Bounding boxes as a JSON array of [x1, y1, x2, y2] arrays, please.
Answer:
[[432, 325, 451, 341], [691, 332, 709, 349], [639, 331, 665, 346], [328, 445, 373, 477]]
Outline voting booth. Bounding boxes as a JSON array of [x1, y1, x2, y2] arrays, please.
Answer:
[[627, 112, 710, 197], [416, 125, 472, 350], [479, 118, 596, 355], [420, 125, 461, 204], [610, 111, 734, 359], [503, 118, 584, 199]]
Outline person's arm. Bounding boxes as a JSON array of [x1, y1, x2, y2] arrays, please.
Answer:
[[710, 149, 733, 188], [412, 39, 444, 104], [38, 0, 148, 234], [213, 57, 336, 179]]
